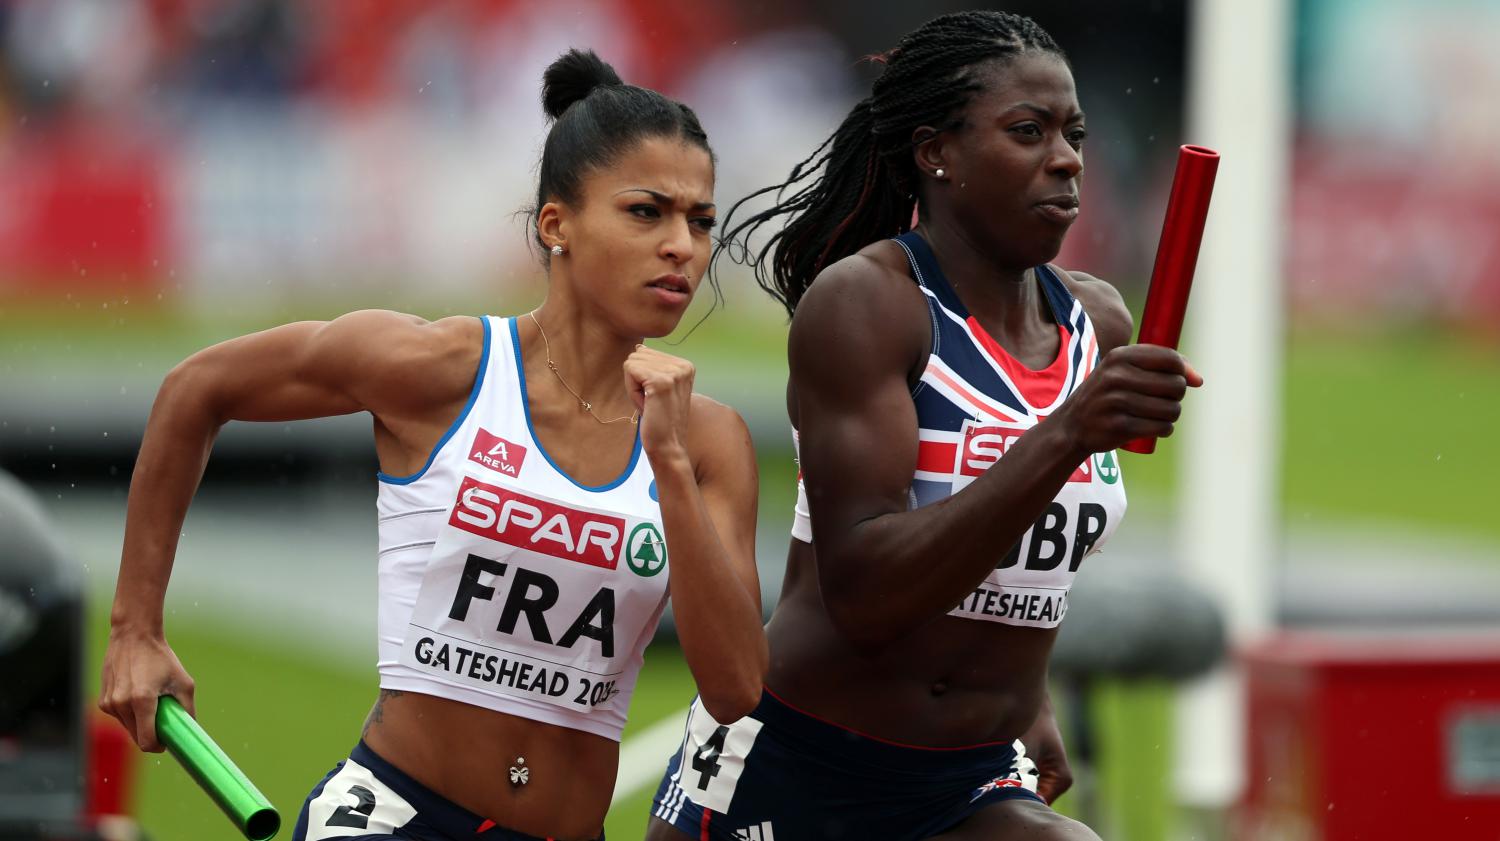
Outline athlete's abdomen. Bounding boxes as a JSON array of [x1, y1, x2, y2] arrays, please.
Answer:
[[362, 690, 617, 838], [764, 541, 1055, 746]]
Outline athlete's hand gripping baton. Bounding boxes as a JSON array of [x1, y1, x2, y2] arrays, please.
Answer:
[[1123, 144, 1220, 454], [156, 695, 281, 840]]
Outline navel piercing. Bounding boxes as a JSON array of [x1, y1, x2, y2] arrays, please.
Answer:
[[550, 244, 565, 256], [509, 756, 530, 786]]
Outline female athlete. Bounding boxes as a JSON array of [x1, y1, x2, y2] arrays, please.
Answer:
[[100, 49, 766, 841], [649, 12, 1199, 840]]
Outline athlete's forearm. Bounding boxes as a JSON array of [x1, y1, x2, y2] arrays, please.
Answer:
[[1021, 684, 1074, 803], [820, 420, 1087, 647], [650, 449, 766, 723], [110, 364, 224, 636]]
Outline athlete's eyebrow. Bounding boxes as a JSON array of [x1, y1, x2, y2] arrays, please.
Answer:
[[615, 188, 715, 212], [1004, 102, 1086, 123]]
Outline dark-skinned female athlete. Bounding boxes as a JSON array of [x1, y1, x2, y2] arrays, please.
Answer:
[[648, 12, 1199, 841]]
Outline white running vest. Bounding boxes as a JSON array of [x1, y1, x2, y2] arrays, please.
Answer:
[[375, 316, 669, 741]]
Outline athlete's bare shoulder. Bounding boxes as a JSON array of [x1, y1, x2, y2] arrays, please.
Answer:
[[319, 310, 485, 412], [799, 239, 926, 316], [686, 393, 754, 473], [687, 392, 750, 452], [792, 240, 930, 369], [687, 393, 744, 431], [1049, 267, 1133, 353]]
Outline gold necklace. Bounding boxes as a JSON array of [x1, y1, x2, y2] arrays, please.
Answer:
[[526, 312, 639, 426]]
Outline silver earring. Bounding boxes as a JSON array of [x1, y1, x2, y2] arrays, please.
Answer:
[[550, 244, 565, 256], [935, 168, 946, 179]]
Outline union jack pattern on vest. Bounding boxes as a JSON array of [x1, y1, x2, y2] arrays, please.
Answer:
[[791, 232, 1127, 629]]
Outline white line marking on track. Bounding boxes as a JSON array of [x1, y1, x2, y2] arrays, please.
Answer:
[[613, 705, 690, 805]]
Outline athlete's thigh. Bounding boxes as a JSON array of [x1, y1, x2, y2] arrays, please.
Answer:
[[645, 815, 692, 841], [925, 798, 1102, 841]]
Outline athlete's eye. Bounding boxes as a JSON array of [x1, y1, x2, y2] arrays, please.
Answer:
[[691, 216, 717, 232], [1010, 123, 1043, 139], [1066, 128, 1088, 148], [629, 204, 661, 219]]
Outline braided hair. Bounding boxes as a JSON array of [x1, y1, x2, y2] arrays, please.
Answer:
[[715, 12, 1065, 316]]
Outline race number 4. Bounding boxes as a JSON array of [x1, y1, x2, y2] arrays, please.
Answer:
[[677, 698, 764, 812], [691, 726, 730, 789]]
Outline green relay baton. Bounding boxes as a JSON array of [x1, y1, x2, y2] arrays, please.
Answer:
[[155, 696, 281, 840]]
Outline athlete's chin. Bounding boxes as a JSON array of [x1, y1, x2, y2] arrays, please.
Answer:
[[631, 307, 690, 340], [1022, 232, 1068, 267]]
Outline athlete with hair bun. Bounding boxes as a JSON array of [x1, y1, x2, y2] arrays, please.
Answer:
[[98, 49, 766, 841], [649, 12, 1199, 841]]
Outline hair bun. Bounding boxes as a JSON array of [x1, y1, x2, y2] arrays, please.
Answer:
[[541, 48, 625, 119]]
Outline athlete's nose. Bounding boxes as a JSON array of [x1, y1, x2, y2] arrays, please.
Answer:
[[1046, 134, 1084, 181], [660, 215, 693, 265]]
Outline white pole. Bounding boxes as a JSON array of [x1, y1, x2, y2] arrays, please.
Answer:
[[1173, 0, 1289, 816]]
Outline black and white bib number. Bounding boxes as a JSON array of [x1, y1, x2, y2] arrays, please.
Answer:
[[304, 759, 416, 839], [672, 697, 764, 813]]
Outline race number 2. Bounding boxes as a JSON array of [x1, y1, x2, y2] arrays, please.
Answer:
[[326, 785, 375, 829]]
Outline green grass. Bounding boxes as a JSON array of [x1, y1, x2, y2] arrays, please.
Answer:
[[1089, 682, 1174, 840], [84, 606, 699, 840], [86, 607, 376, 838], [1110, 325, 1500, 543], [1281, 326, 1500, 539]]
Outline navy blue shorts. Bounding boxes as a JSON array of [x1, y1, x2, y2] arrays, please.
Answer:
[[651, 689, 1044, 841], [292, 741, 603, 841]]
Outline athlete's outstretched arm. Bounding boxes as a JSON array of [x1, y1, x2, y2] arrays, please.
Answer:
[[100, 311, 480, 750], [625, 350, 766, 722], [790, 259, 1198, 651]]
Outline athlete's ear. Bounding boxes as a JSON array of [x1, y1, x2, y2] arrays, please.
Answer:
[[537, 201, 571, 254], [912, 126, 948, 181]]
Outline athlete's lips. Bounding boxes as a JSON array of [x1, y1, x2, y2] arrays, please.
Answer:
[[1034, 194, 1080, 225], [646, 273, 692, 307], [1035, 193, 1080, 210], [647, 273, 691, 295]]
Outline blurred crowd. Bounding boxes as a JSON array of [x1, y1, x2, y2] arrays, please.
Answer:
[[0, 0, 1496, 328], [0, 0, 811, 303]]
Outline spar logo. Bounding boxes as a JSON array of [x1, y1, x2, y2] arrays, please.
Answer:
[[450, 476, 624, 568], [626, 523, 667, 577], [1095, 451, 1120, 485], [469, 428, 527, 476], [960, 421, 1091, 483]]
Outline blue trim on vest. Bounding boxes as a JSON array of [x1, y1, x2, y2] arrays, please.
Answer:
[[891, 231, 1079, 333], [377, 315, 491, 485], [509, 317, 642, 493]]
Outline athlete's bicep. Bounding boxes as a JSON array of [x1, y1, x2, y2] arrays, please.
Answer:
[[788, 261, 929, 566], [172, 310, 455, 424], [171, 320, 361, 423], [690, 399, 761, 610]]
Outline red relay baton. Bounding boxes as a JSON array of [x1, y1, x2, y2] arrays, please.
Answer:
[[1123, 144, 1220, 455]]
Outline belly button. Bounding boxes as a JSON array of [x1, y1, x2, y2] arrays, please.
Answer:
[[930, 680, 949, 696]]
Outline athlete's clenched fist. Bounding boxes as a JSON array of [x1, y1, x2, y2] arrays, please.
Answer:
[[1051, 343, 1203, 455], [623, 345, 696, 459], [98, 629, 196, 752]]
